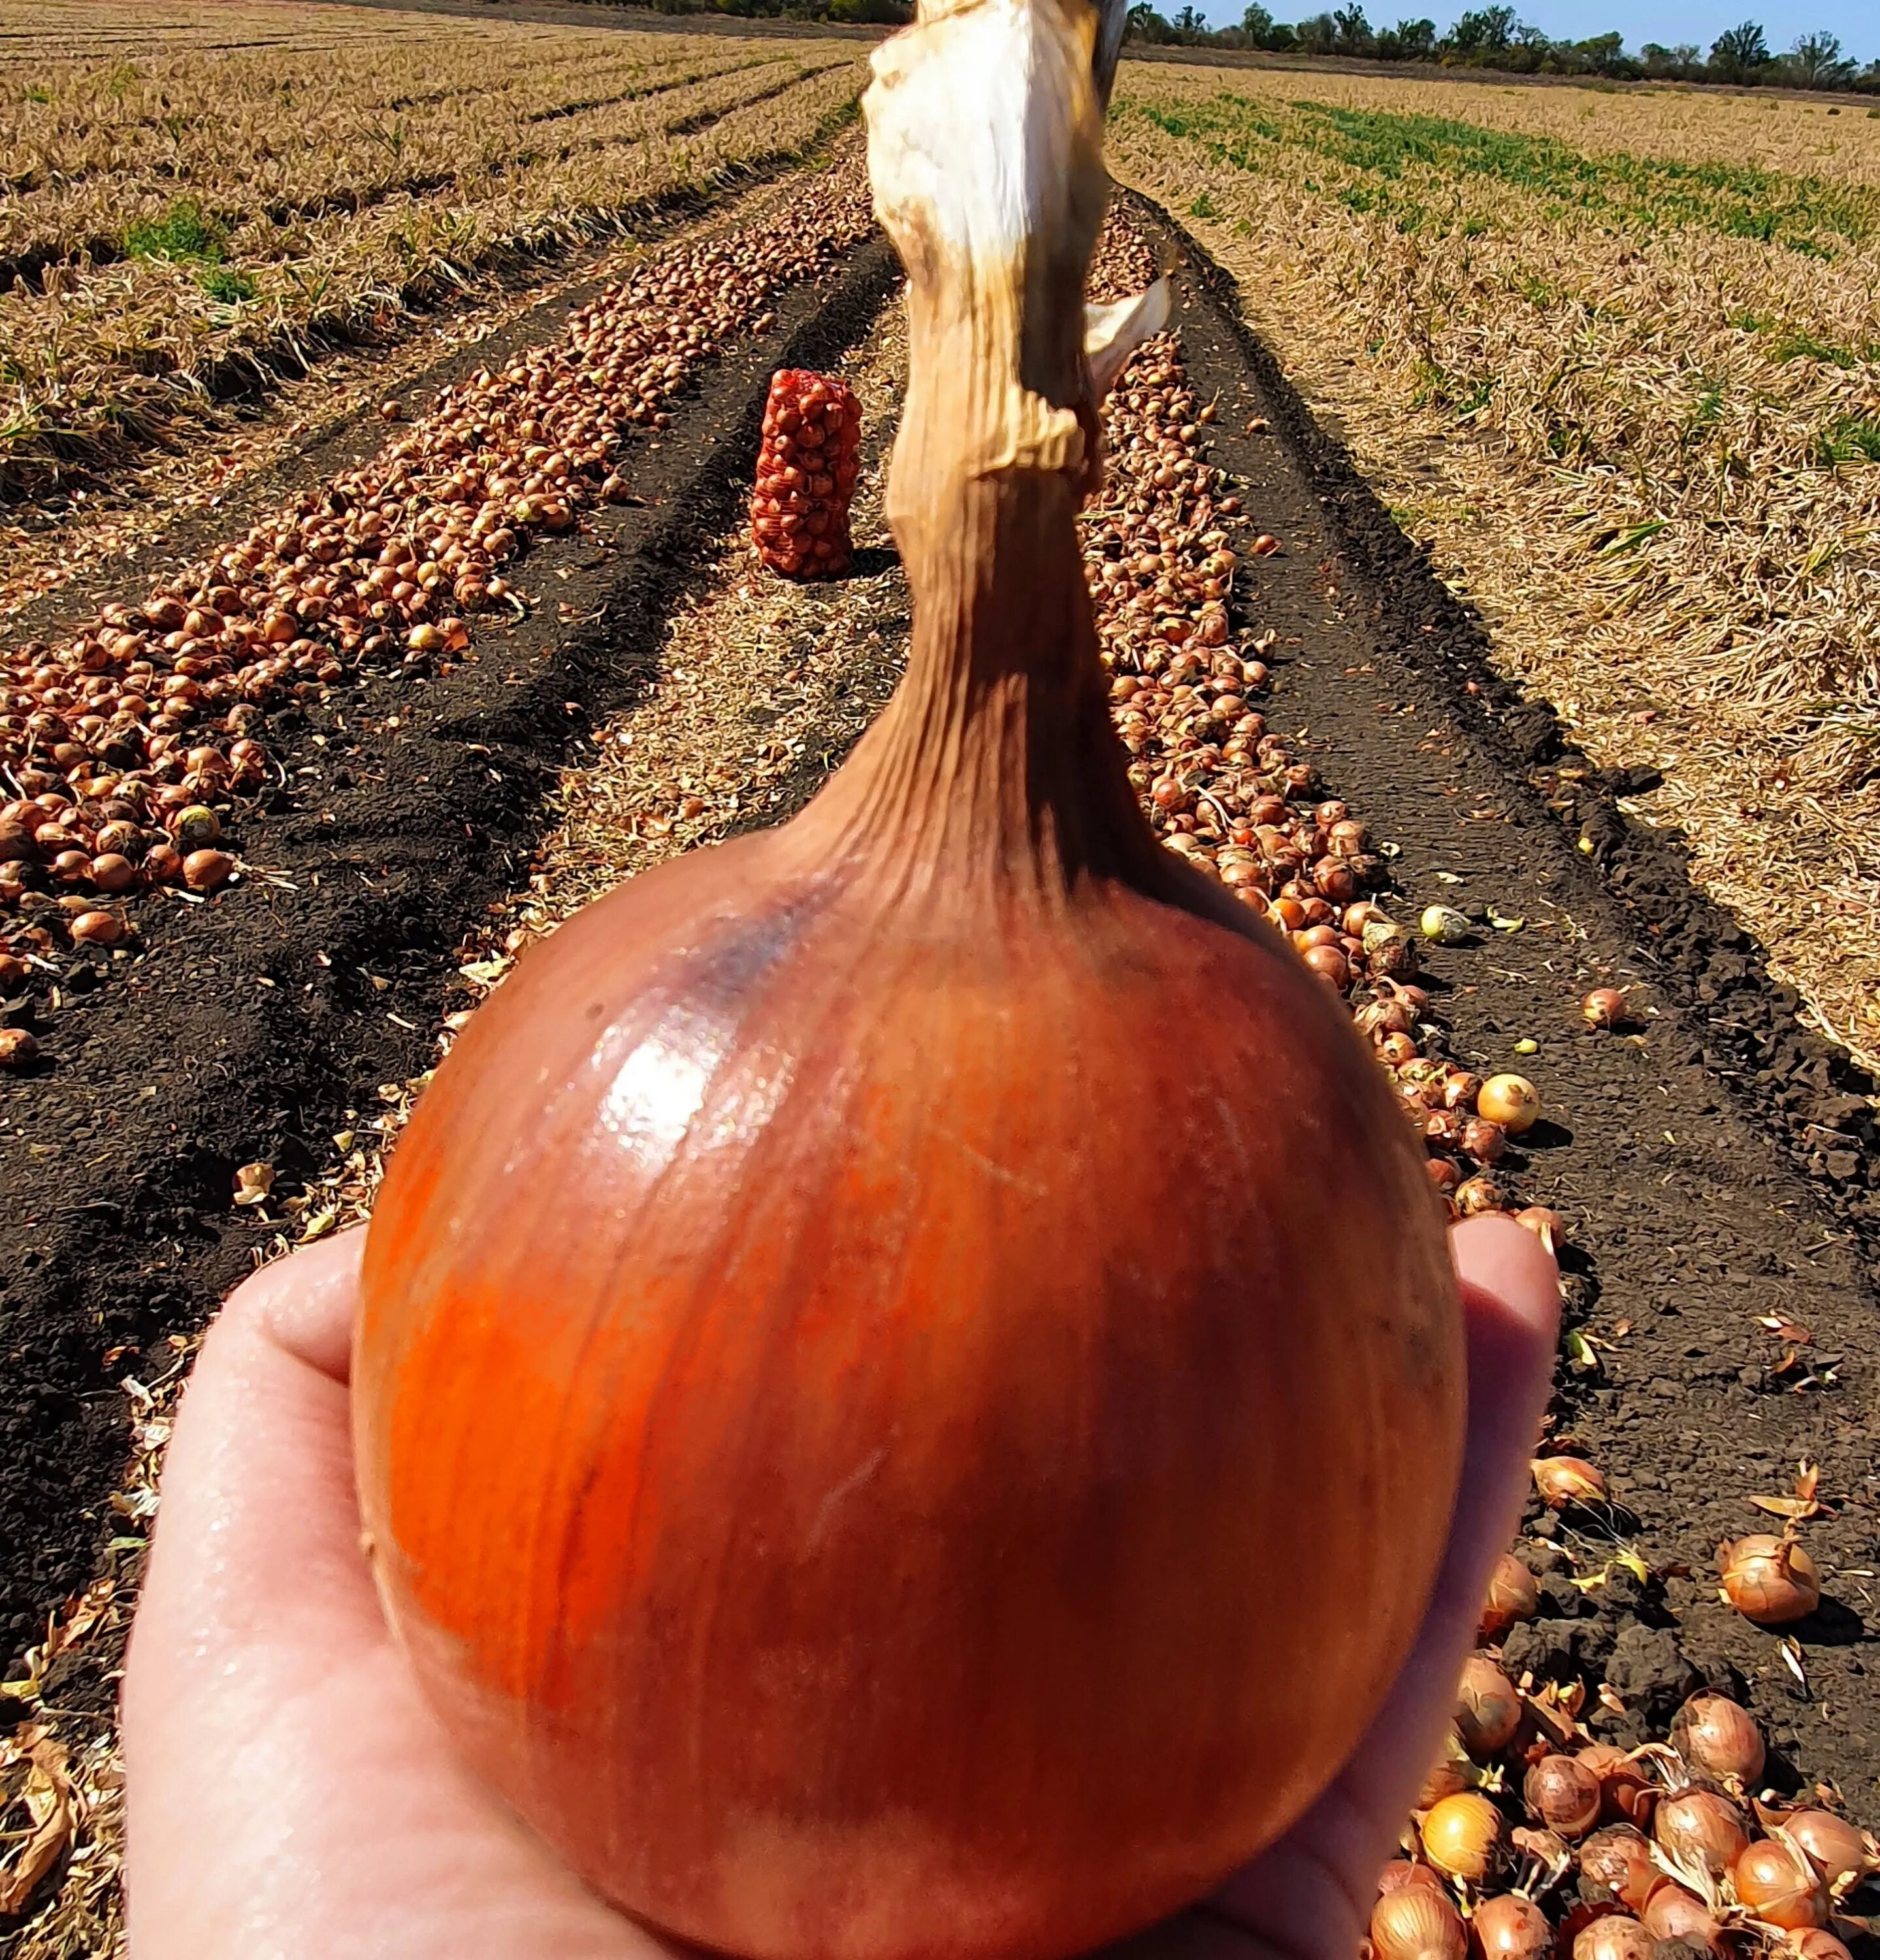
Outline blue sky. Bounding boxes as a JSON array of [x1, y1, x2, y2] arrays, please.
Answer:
[[1201, 0, 1878, 60]]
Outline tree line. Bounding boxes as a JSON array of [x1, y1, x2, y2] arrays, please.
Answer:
[[1126, 7, 1876, 91]]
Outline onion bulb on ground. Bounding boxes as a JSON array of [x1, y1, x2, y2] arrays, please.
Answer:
[[1456, 1656, 1522, 1760], [1523, 1755, 1601, 1839], [1733, 1840, 1828, 1930], [1422, 1793, 1505, 1884], [1532, 1456, 1605, 1509], [1670, 1693, 1764, 1789], [1654, 1789, 1749, 1880], [1478, 1552, 1538, 1640], [1580, 988, 1627, 1030], [1471, 1892, 1549, 1960], [1642, 1885, 1725, 1954], [1719, 1535, 1821, 1625], [1571, 1914, 1654, 1960], [1781, 1810, 1879, 1892], [1370, 1883, 1468, 1960], [351, 14, 1465, 1960], [1477, 1075, 1540, 1134], [1577, 1825, 1657, 1912]]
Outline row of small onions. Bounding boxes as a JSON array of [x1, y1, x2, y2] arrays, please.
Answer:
[[0, 157, 879, 1066], [1082, 212, 1873, 1954], [1081, 216, 1545, 1230], [1379, 1553, 1875, 1960]]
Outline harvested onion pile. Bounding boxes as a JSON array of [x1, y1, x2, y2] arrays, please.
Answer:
[[1367, 1550, 1878, 1960], [0, 161, 875, 992], [1079, 214, 1536, 1228], [752, 370, 862, 578]]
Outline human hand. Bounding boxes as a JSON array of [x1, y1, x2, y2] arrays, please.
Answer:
[[123, 1213, 1556, 1960]]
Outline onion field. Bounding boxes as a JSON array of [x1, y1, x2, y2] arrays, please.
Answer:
[[0, 8, 1875, 1957]]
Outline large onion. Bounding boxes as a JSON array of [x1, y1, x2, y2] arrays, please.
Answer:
[[350, 12, 1463, 1960], [1719, 1535, 1821, 1624]]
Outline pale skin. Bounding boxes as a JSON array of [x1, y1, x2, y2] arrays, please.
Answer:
[[123, 1213, 1557, 1960]]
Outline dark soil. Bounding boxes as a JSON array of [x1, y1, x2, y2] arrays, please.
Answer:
[[1127, 191, 1879, 1815], [0, 231, 900, 1657]]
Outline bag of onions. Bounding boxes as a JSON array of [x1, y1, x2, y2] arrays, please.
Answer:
[[753, 369, 862, 578], [353, 3, 1464, 1956]]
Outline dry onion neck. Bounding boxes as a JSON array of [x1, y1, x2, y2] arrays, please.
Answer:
[[816, 0, 1169, 894]]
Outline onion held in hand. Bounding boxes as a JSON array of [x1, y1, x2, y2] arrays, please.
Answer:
[[352, 10, 1464, 1960]]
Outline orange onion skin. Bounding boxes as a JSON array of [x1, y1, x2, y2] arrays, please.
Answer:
[[1784, 1810, 1878, 1890], [1472, 1892, 1549, 1960], [355, 828, 1459, 1959], [1734, 1840, 1828, 1931]]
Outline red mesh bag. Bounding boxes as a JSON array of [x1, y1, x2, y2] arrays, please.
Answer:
[[751, 369, 861, 579]]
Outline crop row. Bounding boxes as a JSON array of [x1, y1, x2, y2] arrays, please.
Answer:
[[0, 5, 867, 499], [0, 152, 880, 1071], [1108, 67, 1880, 1074]]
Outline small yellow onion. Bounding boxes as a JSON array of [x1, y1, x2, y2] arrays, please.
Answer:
[[1577, 1824, 1658, 1912], [1642, 1884, 1725, 1955], [1733, 1839, 1828, 1931], [1477, 1075, 1540, 1134], [1571, 1914, 1655, 1960], [1420, 904, 1470, 945], [1455, 1656, 1522, 1761], [1719, 1536, 1821, 1625], [1783, 1809, 1879, 1892], [1531, 1456, 1605, 1509], [1580, 987, 1627, 1030], [1421, 1791, 1504, 1884], [1471, 1891, 1549, 1960], [1369, 1880, 1468, 1960], [1523, 1754, 1601, 1839], [1653, 1788, 1749, 1880], [1670, 1693, 1764, 1788], [170, 803, 221, 849], [1478, 1553, 1538, 1641], [0, 1026, 38, 1070]]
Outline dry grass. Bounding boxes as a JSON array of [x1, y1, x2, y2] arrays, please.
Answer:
[[0, 1, 867, 497], [1109, 63, 1880, 1069]]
